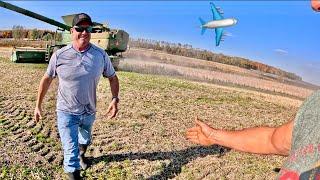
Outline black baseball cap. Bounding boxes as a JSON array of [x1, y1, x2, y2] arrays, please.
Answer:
[[72, 13, 93, 26]]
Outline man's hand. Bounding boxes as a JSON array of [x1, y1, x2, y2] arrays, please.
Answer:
[[106, 99, 118, 119], [186, 117, 216, 146], [34, 107, 42, 123], [107, 75, 119, 119], [34, 74, 53, 123]]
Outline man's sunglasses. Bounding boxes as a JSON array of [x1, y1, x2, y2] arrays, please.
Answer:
[[74, 26, 93, 33]]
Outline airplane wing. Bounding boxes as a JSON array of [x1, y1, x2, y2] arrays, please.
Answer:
[[210, 2, 223, 20], [215, 27, 224, 46]]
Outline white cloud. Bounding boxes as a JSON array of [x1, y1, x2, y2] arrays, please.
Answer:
[[274, 49, 288, 55]]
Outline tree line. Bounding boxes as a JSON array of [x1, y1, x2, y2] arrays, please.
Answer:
[[129, 38, 301, 81], [0, 25, 62, 41]]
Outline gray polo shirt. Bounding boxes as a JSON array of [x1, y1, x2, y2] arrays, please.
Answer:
[[46, 43, 115, 115]]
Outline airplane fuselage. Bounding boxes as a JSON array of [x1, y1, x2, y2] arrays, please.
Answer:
[[203, 18, 237, 29]]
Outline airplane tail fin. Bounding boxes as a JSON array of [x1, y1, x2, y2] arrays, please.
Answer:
[[199, 17, 206, 26], [199, 17, 206, 35]]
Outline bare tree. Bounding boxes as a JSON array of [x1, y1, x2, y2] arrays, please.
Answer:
[[12, 25, 24, 39]]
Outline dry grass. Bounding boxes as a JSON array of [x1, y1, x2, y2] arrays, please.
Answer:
[[0, 55, 304, 179], [119, 58, 314, 99], [125, 48, 261, 78], [0, 47, 13, 59]]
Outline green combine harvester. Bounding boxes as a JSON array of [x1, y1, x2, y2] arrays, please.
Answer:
[[0, 1, 129, 69], [10, 47, 46, 63]]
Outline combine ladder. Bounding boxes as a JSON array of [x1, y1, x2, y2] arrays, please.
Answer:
[[45, 44, 51, 62]]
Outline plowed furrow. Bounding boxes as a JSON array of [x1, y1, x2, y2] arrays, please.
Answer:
[[26, 139, 38, 147], [45, 152, 56, 163], [39, 147, 50, 156], [12, 128, 24, 135], [32, 143, 45, 152]]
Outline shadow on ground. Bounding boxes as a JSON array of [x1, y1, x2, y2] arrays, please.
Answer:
[[88, 145, 230, 179]]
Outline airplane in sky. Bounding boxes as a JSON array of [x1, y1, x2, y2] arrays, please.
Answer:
[[199, 3, 237, 46]]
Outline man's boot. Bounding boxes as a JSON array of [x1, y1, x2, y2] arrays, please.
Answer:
[[66, 170, 81, 180], [79, 144, 88, 170]]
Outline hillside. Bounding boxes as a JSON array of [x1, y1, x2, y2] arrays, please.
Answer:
[[122, 48, 317, 99], [129, 38, 302, 81]]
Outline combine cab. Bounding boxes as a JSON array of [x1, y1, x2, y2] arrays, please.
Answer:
[[0, 1, 129, 69]]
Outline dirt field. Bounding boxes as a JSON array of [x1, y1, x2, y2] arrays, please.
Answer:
[[0, 47, 13, 59], [0, 54, 305, 179], [122, 48, 316, 99]]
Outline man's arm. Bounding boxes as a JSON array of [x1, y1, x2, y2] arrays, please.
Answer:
[[34, 74, 53, 122], [109, 75, 119, 98], [186, 118, 293, 156], [106, 75, 119, 119]]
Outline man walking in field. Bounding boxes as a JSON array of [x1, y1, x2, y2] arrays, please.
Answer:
[[186, 90, 320, 179], [34, 13, 119, 179]]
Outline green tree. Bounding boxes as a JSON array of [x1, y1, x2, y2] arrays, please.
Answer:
[[42, 33, 53, 41], [28, 29, 38, 40], [55, 32, 63, 42]]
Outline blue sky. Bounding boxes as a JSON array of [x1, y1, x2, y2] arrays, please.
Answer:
[[1, 1, 320, 85]]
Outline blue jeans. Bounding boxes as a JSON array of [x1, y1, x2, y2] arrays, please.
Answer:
[[57, 111, 95, 173]]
